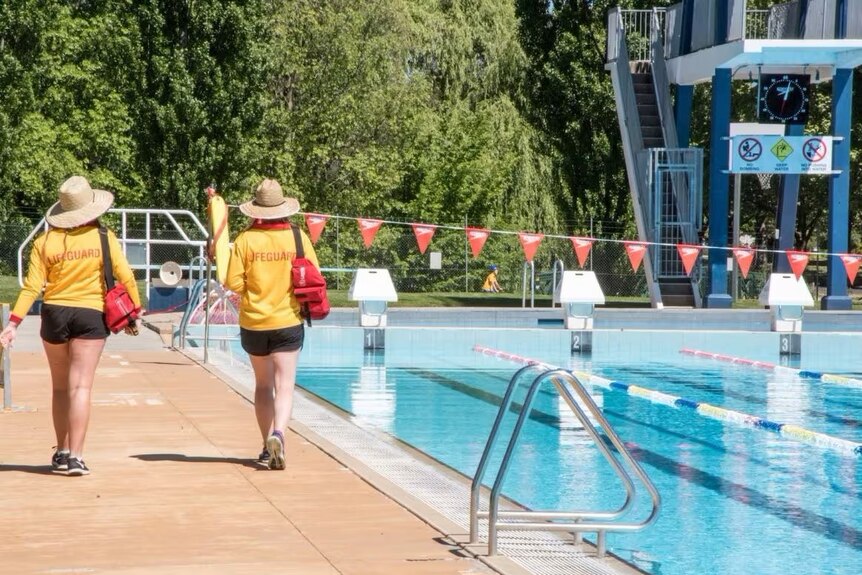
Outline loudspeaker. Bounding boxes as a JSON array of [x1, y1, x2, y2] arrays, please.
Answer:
[[158, 261, 183, 286]]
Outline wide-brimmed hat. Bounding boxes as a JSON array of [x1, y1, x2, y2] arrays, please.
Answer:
[[239, 179, 300, 220], [46, 176, 114, 229]]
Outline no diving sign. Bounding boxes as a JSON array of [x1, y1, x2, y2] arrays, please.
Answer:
[[729, 135, 834, 174]]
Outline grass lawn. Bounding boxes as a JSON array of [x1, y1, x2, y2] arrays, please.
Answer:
[[2, 275, 860, 311]]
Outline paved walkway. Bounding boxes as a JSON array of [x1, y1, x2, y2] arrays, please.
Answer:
[[0, 319, 493, 575]]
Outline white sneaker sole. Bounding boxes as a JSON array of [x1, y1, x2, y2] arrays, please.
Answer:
[[266, 435, 285, 470]]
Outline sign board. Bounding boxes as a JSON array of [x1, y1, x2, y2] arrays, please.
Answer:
[[728, 135, 834, 174], [429, 251, 442, 270]]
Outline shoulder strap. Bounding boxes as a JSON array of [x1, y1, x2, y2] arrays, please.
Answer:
[[98, 225, 116, 290], [290, 224, 304, 258], [289, 223, 311, 327]]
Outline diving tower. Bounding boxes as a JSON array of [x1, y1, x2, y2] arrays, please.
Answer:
[[607, 0, 862, 309]]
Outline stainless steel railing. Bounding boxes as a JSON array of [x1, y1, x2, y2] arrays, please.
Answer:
[[1, 304, 11, 409], [521, 260, 535, 308], [551, 259, 565, 308], [469, 365, 661, 558]]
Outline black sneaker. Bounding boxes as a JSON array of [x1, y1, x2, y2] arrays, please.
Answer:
[[66, 457, 90, 476], [51, 449, 70, 472], [256, 447, 270, 466]]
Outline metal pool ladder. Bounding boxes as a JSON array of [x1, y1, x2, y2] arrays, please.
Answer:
[[469, 365, 661, 557]]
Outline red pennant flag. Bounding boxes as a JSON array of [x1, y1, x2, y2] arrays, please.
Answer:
[[624, 241, 647, 272], [840, 254, 862, 284], [786, 251, 809, 279], [411, 223, 437, 254], [733, 247, 755, 279], [358, 218, 383, 248], [676, 244, 702, 276], [518, 232, 544, 262], [570, 237, 594, 268], [466, 228, 490, 258], [304, 213, 329, 244]]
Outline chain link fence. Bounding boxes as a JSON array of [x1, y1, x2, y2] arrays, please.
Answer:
[[0, 215, 846, 306]]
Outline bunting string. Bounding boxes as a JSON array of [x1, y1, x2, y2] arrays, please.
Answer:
[[222, 203, 857, 262]]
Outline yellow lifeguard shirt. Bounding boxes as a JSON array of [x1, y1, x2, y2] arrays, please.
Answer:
[[225, 222, 319, 330], [11, 225, 141, 323]]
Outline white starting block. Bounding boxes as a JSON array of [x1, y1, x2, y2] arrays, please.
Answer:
[[348, 268, 398, 329], [758, 273, 813, 334], [555, 271, 605, 353], [555, 271, 605, 330]]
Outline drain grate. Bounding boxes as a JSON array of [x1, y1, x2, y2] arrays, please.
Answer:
[[199, 349, 634, 575]]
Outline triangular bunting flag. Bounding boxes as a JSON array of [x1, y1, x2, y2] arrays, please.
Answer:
[[624, 242, 647, 272], [623, 242, 646, 272], [304, 213, 329, 245], [570, 237, 594, 268], [733, 247, 755, 279], [676, 244, 702, 276], [466, 228, 490, 258], [358, 218, 383, 248], [411, 223, 437, 254], [518, 232, 544, 262], [786, 250, 809, 279], [840, 254, 862, 284]]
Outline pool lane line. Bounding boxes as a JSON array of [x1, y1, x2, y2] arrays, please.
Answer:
[[473, 345, 862, 457], [679, 348, 862, 389], [617, 364, 862, 429], [404, 367, 862, 549]]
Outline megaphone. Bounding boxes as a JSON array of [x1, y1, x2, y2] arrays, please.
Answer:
[[159, 261, 183, 286]]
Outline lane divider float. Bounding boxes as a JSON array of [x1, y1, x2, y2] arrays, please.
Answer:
[[680, 348, 862, 389], [473, 345, 862, 457]]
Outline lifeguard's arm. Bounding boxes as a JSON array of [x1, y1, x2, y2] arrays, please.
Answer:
[[10, 235, 48, 324], [108, 230, 142, 308], [225, 236, 247, 294]]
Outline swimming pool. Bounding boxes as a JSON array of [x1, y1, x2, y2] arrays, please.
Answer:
[[213, 325, 862, 575]]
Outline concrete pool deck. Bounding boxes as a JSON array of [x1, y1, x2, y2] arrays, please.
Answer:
[[0, 320, 497, 575]]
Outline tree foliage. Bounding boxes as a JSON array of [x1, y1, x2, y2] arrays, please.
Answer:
[[0, 0, 859, 261]]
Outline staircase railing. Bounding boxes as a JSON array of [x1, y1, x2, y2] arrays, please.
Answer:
[[607, 8, 662, 306], [469, 365, 661, 557]]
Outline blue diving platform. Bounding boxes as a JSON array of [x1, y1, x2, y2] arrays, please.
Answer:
[[607, 0, 861, 310]]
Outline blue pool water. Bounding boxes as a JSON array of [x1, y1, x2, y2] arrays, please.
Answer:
[[237, 327, 862, 575]]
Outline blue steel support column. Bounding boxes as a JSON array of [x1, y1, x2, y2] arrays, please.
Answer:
[[675, 85, 694, 148], [681, 0, 694, 55], [774, 123, 805, 273], [714, 0, 729, 44], [835, 0, 846, 38], [706, 68, 732, 308], [822, 68, 853, 310]]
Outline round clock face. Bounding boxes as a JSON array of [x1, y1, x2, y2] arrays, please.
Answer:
[[760, 75, 809, 123]]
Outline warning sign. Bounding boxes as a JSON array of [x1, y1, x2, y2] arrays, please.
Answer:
[[802, 138, 827, 162], [770, 139, 793, 161], [729, 135, 834, 174]]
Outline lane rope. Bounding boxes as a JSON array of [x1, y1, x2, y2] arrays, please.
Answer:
[[473, 345, 862, 457], [680, 348, 862, 389]]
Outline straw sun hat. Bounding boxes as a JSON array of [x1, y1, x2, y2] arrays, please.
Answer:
[[46, 176, 115, 229], [239, 179, 300, 220]]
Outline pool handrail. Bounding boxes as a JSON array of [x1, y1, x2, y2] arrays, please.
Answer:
[[521, 260, 535, 308], [551, 258, 565, 308], [470, 367, 661, 558], [1, 304, 11, 409]]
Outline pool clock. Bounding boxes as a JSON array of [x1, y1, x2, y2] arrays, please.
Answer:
[[758, 74, 811, 124]]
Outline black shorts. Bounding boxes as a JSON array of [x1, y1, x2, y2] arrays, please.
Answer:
[[41, 303, 109, 344], [240, 324, 304, 356]]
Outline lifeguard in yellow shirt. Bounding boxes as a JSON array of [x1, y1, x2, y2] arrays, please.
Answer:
[[225, 179, 319, 470], [0, 176, 141, 476]]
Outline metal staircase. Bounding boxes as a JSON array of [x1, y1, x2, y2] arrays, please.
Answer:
[[607, 8, 703, 308], [632, 65, 665, 149]]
